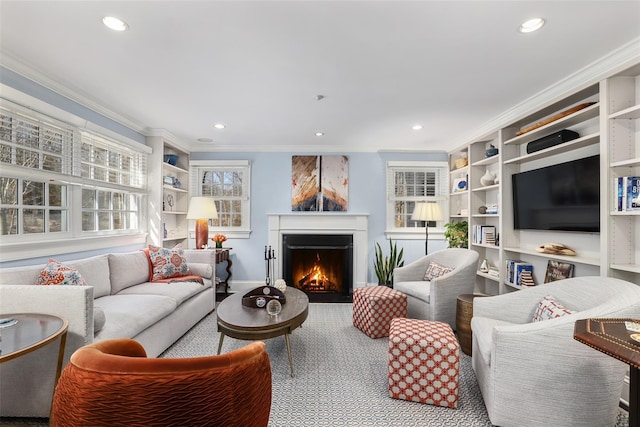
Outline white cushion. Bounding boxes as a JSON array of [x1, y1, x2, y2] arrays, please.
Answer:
[[394, 280, 430, 303], [109, 251, 151, 294], [471, 317, 515, 366]]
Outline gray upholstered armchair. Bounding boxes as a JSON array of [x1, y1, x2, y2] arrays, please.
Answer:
[[392, 248, 479, 329], [471, 276, 640, 427]]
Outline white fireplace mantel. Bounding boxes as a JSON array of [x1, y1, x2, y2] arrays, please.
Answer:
[[268, 213, 369, 289]]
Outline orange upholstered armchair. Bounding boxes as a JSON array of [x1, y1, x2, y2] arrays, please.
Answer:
[[51, 338, 272, 427]]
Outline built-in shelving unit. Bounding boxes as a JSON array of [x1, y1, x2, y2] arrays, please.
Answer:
[[601, 64, 640, 284], [147, 132, 191, 248], [449, 62, 640, 295]]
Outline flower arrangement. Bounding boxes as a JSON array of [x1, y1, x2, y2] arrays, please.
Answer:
[[211, 233, 227, 248]]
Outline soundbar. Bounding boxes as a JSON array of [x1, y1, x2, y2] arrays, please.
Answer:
[[526, 129, 579, 154]]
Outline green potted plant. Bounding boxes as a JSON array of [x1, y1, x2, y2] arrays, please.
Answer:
[[444, 220, 468, 248], [374, 239, 404, 287]]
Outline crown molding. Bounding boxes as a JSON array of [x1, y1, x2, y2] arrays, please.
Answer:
[[1, 50, 150, 137], [452, 36, 640, 148]]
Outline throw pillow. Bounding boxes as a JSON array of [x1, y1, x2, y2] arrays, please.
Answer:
[[148, 245, 191, 281], [532, 295, 575, 322], [35, 259, 88, 286], [423, 262, 454, 281]]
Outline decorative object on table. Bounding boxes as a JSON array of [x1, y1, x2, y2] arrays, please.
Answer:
[[241, 285, 286, 308], [544, 260, 575, 283], [266, 299, 282, 316], [454, 157, 468, 169], [451, 177, 467, 192], [166, 194, 174, 211], [291, 155, 348, 212], [264, 245, 276, 286], [186, 197, 218, 249], [444, 221, 468, 248], [480, 170, 496, 186], [526, 129, 580, 154], [536, 242, 576, 256], [275, 278, 287, 293], [478, 205, 487, 214], [516, 102, 596, 136], [373, 240, 404, 286], [484, 144, 498, 158], [412, 202, 443, 255], [163, 154, 179, 166], [479, 259, 489, 272], [172, 178, 182, 189], [211, 233, 227, 248]]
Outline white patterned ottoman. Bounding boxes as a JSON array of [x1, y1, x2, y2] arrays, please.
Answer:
[[352, 286, 407, 339], [387, 318, 460, 408]]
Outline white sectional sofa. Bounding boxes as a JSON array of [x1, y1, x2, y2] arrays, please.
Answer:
[[0, 248, 217, 418], [471, 276, 640, 427]]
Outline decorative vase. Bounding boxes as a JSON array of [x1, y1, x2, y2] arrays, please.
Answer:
[[480, 170, 496, 186], [480, 259, 489, 272], [215, 242, 223, 248]]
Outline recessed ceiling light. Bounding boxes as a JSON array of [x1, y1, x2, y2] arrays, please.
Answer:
[[314, 95, 325, 101], [412, 125, 423, 130], [315, 132, 324, 136], [102, 16, 129, 32], [519, 18, 545, 33], [214, 123, 225, 129], [197, 138, 214, 143]]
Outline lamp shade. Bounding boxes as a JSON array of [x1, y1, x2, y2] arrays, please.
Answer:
[[186, 197, 218, 220], [411, 202, 443, 222]]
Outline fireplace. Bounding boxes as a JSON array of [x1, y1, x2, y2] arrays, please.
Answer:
[[283, 234, 353, 302]]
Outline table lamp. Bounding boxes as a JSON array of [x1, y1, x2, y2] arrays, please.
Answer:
[[186, 197, 218, 249], [412, 202, 443, 255]]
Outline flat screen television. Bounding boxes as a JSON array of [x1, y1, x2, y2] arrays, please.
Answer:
[[512, 155, 600, 232]]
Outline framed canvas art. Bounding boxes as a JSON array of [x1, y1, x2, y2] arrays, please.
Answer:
[[292, 155, 348, 211]]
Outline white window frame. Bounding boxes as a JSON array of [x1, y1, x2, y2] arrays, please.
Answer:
[[0, 98, 149, 262], [385, 160, 449, 241], [190, 160, 251, 239]]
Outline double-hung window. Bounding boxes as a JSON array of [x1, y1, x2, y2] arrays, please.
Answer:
[[190, 160, 251, 238], [0, 98, 148, 260], [386, 161, 449, 240]]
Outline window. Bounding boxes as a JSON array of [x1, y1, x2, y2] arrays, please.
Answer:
[[0, 98, 148, 256], [190, 160, 251, 238], [386, 161, 448, 239]]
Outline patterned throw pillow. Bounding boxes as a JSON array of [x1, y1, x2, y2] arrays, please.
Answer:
[[532, 295, 575, 322], [35, 259, 88, 286], [148, 245, 191, 281], [423, 262, 454, 281]]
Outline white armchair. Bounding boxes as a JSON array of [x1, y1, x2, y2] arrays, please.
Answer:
[[471, 276, 640, 427], [392, 248, 479, 329]]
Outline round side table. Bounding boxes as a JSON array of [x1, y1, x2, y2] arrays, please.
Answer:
[[455, 294, 487, 356]]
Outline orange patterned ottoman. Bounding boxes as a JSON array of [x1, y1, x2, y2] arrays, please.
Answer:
[[388, 318, 460, 408], [352, 286, 407, 339]]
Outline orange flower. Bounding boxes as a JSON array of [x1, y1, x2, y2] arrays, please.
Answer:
[[212, 234, 227, 244]]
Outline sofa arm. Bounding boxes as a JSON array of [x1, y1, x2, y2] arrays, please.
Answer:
[[0, 284, 94, 417], [189, 262, 213, 280], [184, 249, 217, 266]]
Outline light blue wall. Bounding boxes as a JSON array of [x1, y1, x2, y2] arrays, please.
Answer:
[[191, 151, 448, 284], [0, 68, 448, 278]]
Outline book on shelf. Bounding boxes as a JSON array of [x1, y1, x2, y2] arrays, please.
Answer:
[[514, 263, 533, 287], [614, 176, 640, 211], [544, 260, 575, 283], [473, 225, 496, 245]]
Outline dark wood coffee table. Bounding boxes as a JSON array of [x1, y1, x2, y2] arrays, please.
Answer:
[[216, 286, 309, 377]]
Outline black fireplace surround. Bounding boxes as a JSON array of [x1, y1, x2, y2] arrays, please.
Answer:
[[282, 234, 353, 302]]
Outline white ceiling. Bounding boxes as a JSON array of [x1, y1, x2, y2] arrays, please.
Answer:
[[1, 1, 639, 153]]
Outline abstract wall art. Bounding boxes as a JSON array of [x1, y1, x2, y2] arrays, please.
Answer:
[[291, 155, 348, 211]]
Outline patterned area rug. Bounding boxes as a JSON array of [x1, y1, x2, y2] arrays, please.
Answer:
[[160, 303, 630, 427]]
